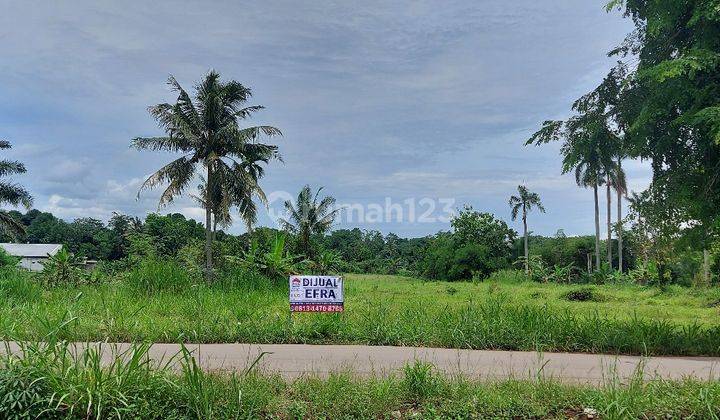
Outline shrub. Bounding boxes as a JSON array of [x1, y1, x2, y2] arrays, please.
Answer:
[[563, 287, 604, 302], [0, 247, 19, 268], [226, 234, 303, 281], [0, 365, 53, 420], [401, 361, 445, 403], [40, 247, 83, 287], [125, 257, 194, 293]]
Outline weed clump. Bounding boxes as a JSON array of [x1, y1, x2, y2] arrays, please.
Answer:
[[563, 287, 604, 302]]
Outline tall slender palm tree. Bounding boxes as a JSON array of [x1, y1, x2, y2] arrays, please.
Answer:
[[528, 113, 613, 271], [602, 161, 627, 269], [574, 159, 603, 270], [132, 71, 281, 279], [609, 159, 627, 271], [279, 185, 339, 258], [0, 140, 32, 239], [509, 185, 545, 274]]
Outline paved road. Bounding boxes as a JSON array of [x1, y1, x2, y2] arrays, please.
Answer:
[[4, 342, 720, 384]]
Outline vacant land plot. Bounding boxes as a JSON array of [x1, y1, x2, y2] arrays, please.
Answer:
[[1, 270, 720, 356]]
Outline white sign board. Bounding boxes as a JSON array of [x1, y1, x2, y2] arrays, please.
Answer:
[[289, 275, 344, 312]]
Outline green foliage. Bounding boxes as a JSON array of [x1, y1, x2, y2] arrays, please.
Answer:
[[262, 234, 303, 279], [322, 228, 429, 275], [402, 361, 444, 403], [563, 287, 604, 302], [422, 207, 515, 281], [2, 337, 720, 418], [132, 71, 282, 278], [310, 250, 343, 274], [0, 247, 19, 268], [0, 365, 53, 420], [142, 213, 205, 257], [125, 257, 194, 294], [608, 1, 720, 247], [0, 268, 41, 303], [5, 272, 720, 356], [41, 247, 83, 287], [520, 255, 579, 283], [226, 234, 302, 280], [0, 140, 33, 240], [279, 185, 339, 258], [451, 205, 516, 252]]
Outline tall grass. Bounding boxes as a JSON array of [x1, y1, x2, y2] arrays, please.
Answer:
[[0, 268, 41, 303], [1, 340, 719, 419], [1, 270, 720, 356], [124, 258, 194, 294]]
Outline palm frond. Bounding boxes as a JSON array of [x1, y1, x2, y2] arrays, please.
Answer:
[[131, 136, 191, 153], [0, 160, 27, 177], [137, 155, 197, 207], [0, 181, 33, 208], [0, 211, 25, 240]]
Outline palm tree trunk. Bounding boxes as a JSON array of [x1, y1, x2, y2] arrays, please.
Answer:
[[593, 183, 601, 270], [617, 172, 623, 273], [205, 164, 213, 281], [606, 174, 612, 269], [212, 213, 217, 242], [523, 208, 529, 275]]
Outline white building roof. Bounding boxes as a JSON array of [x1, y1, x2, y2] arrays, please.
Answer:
[[0, 243, 63, 258]]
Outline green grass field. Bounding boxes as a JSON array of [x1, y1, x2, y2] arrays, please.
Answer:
[[2, 268, 720, 355]]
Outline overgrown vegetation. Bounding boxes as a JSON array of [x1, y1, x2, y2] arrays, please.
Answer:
[[1, 339, 719, 419], [1, 269, 720, 356]]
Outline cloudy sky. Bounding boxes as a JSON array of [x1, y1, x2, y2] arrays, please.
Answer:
[[0, 1, 648, 237]]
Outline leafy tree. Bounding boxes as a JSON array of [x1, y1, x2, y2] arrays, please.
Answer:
[[606, 0, 720, 250], [422, 207, 516, 281], [0, 140, 32, 239], [132, 71, 281, 279], [279, 185, 339, 258], [143, 213, 204, 257], [451, 206, 516, 253], [108, 212, 142, 259], [509, 185, 545, 274], [626, 186, 687, 284]]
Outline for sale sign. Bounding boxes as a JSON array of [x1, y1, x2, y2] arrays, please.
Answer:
[[289, 275, 344, 312]]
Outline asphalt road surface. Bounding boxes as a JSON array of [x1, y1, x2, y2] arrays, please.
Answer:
[[4, 342, 719, 384]]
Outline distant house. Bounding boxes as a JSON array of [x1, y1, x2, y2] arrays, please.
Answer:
[[0, 243, 62, 272]]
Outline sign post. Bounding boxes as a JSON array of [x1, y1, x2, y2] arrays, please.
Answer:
[[289, 275, 344, 312]]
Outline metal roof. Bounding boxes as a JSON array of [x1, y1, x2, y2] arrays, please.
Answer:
[[0, 243, 63, 257]]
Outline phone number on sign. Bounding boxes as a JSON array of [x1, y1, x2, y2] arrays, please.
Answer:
[[290, 304, 344, 312]]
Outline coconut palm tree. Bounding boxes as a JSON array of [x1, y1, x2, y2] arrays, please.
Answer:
[[509, 185, 545, 274], [191, 176, 232, 239], [0, 140, 32, 239], [192, 141, 275, 237], [132, 71, 281, 279], [279, 185, 339, 258]]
